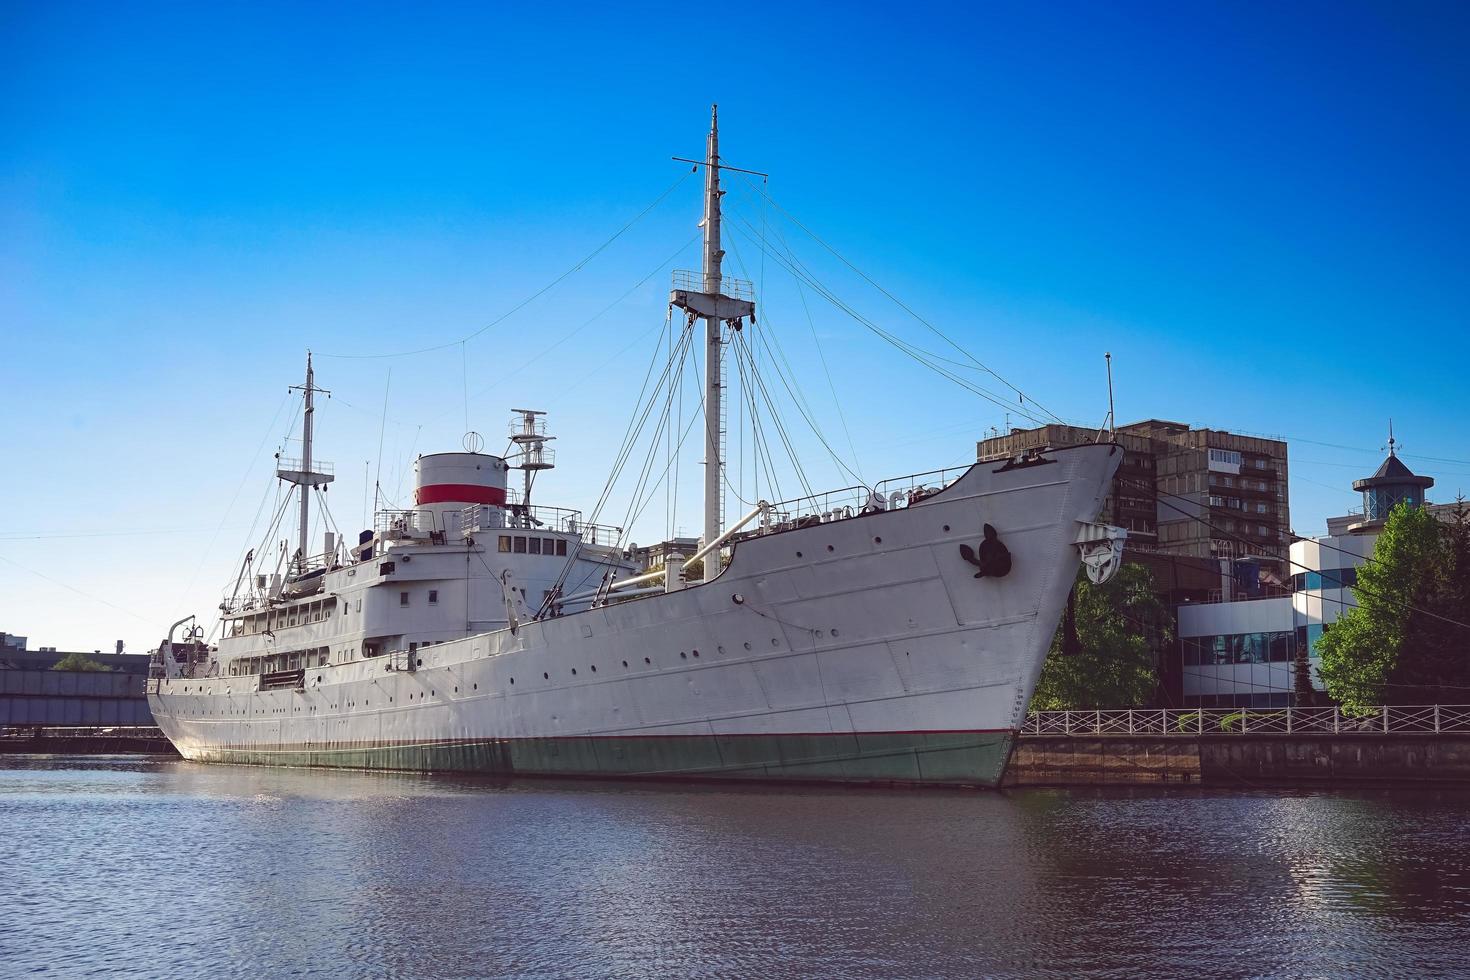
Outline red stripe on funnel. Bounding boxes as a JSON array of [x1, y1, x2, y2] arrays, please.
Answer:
[[415, 484, 507, 506]]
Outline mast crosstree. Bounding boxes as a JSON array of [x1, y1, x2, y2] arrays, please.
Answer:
[[670, 105, 757, 582]]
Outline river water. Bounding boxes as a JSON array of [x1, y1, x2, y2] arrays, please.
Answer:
[[2, 756, 1468, 978]]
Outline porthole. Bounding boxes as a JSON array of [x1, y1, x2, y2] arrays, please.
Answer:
[[831, 628, 840, 637], [692, 649, 700, 658], [510, 678, 515, 685], [874, 537, 882, 544], [644, 657, 651, 664], [827, 545, 834, 552], [772, 638, 780, 646], [680, 652, 687, 660], [543, 672, 549, 679], [796, 551, 803, 558], [590, 665, 597, 673], [473, 683, 478, 690], [571, 668, 578, 675], [743, 642, 752, 650], [943, 524, 951, 532], [454, 686, 459, 693], [622, 660, 628, 668]]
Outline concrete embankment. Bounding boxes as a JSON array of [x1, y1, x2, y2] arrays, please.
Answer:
[[0, 729, 177, 755], [1006, 735, 1470, 786]]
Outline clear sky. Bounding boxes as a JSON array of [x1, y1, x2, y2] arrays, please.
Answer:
[[3, 1, 1467, 653]]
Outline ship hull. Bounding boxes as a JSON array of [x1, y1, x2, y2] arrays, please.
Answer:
[[177, 731, 1014, 786], [150, 443, 1120, 788]]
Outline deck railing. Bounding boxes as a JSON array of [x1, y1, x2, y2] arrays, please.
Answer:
[[1022, 705, 1470, 737]]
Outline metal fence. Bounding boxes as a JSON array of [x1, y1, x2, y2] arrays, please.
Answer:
[[1022, 705, 1470, 737]]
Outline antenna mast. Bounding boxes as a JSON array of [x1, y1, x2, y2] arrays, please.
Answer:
[[670, 105, 757, 582], [278, 352, 334, 570]]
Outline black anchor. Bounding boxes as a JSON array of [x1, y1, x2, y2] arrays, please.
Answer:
[[959, 523, 1011, 579]]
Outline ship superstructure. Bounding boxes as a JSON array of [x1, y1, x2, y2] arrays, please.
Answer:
[[149, 110, 1127, 787]]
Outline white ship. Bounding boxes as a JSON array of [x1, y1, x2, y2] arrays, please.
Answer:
[[149, 110, 1126, 787]]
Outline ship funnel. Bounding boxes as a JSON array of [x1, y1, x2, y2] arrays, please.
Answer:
[[414, 451, 509, 536]]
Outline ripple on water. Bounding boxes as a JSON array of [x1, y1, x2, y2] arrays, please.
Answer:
[[2, 758, 1469, 978]]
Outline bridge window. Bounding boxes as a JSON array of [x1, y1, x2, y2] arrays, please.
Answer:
[[529, 538, 542, 555], [542, 537, 556, 554], [556, 539, 568, 556], [400, 592, 410, 606], [514, 536, 527, 554], [499, 535, 511, 553], [428, 590, 439, 605]]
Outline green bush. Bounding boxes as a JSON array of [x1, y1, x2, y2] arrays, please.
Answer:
[[50, 652, 111, 673]]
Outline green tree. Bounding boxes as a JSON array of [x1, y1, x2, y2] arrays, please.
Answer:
[[50, 652, 112, 672], [1030, 562, 1171, 710], [1316, 501, 1470, 713]]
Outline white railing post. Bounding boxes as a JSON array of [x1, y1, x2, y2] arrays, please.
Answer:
[[1383, 704, 1389, 734], [1127, 709, 1135, 736], [1286, 705, 1293, 735], [1241, 710, 1249, 734], [1333, 707, 1340, 734], [1064, 711, 1071, 737], [1435, 704, 1441, 734], [1095, 709, 1101, 736], [1198, 708, 1204, 735]]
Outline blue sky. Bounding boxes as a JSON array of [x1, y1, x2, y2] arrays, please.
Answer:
[[3, 1, 1467, 652]]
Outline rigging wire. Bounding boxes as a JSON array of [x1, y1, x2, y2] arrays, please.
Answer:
[[727, 174, 1065, 423], [723, 225, 864, 488], [319, 170, 695, 361], [727, 216, 1054, 426]]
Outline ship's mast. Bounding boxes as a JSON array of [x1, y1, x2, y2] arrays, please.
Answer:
[[701, 107, 724, 583], [670, 105, 756, 583], [279, 352, 333, 571], [299, 353, 316, 559]]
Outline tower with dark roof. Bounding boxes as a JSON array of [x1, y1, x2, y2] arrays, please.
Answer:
[[1348, 427, 1434, 533]]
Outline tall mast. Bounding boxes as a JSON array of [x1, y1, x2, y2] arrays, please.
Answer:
[[299, 352, 315, 560], [279, 352, 333, 571], [701, 106, 724, 583], [670, 105, 756, 583]]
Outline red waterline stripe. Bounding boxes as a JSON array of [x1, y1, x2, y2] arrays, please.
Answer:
[[414, 483, 507, 506]]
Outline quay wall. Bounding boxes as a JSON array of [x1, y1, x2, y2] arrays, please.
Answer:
[[0, 669, 154, 727], [1006, 734, 1470, 786]]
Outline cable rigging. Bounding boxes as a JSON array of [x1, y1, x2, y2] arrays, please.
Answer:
[[319, 169, 694, 361]]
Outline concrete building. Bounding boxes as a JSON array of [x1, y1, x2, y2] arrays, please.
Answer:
[[629, 536, 700, 572], [978, 420, 1290, 594], [1177, 442, 1443, 708]]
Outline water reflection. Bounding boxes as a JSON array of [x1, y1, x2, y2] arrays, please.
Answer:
[[2, 756, 1468, 978]]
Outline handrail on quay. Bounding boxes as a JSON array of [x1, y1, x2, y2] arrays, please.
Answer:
[[1022, 705, 1470, 737]]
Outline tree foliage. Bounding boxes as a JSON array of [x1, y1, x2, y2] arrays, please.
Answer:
[[1030, 562, 1172, 710], [1317, 501, 1470, 713], [50, 652, 112, 672]]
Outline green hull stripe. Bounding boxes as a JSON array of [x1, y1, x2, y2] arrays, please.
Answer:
[[190, 731, 1016, 787]]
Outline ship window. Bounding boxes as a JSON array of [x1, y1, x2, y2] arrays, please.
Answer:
[[542, 538, 556, 554], [529, 537, 542, 555], [400, 592, 410, 606], [499, 535, 511, 553], [428, 590, 439, 605], [556, 539, 568, 556], [409, 642, 418, 653], [514, 536, 527, 554], [356, 599, 362, 613]]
